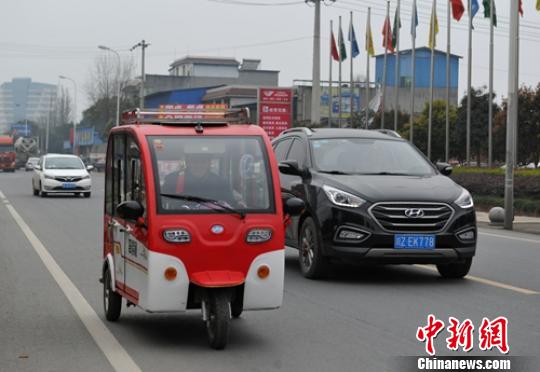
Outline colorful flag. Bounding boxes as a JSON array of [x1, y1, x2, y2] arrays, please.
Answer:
[[471, 0, 480, 18], [382, 16, 394, 53], [366, 18, 375, 57], [537, 0, 540, 11], [348, 20, 360, 58], [428, 4, 439, 50], [338, 24, 347, 61], [483, 0, 497, 26], [519, 0, 524, 16], [411, 0, 419, 37], [330, 30, 340, 62], [450, 0, 465, 21], [392, 7, 402, 49]]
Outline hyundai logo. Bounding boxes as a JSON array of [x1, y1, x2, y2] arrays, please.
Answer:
[[211, 225, 225, 235], [404, 208, 425, 218]]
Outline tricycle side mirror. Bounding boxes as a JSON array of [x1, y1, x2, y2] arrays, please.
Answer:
[[116, 200, 144, 221], [283, 197, 305, 216], [436, 162, 453, 176], [279, 160, 303, 177]]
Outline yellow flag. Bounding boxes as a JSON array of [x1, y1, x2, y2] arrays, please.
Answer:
[[428, 6, 439, 49], [537, 0, 540, 11], [366, 22, 375, 57]]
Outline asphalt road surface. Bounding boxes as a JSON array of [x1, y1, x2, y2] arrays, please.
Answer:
[[1, 171, 539, 372]]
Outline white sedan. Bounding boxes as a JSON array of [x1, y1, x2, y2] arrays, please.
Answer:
[[32, 154, 93, 197]]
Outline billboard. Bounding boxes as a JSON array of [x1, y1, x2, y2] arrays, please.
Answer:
[[320, 87, 361, 118], [257, 88, 293, 139], [70, 127, 95, 147], [10, 124, 32, 137]]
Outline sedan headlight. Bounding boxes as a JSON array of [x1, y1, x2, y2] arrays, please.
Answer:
[[455, 188, 474, 209], [323, 185, 366, 208], [44, 173, 54, 179], [82, 174, 90, 180]]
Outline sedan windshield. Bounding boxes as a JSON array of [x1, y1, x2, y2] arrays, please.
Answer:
[[311, 138, 435, 176], [148, 136, 274, 214], [44, 157, 84, 170]]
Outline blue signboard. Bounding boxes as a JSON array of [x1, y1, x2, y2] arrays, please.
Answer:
[[76, 127, 95, 146], [10, 124, 32, 136]]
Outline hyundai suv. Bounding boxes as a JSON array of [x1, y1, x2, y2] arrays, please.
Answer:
[[272, 128, 476, 279]]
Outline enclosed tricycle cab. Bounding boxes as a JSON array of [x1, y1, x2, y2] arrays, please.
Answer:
[[101, 107, 303, 349]]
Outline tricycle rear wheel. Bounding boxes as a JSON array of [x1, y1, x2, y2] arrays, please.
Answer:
[[103, 267, 122, 321], [206, 291, 230, 350]]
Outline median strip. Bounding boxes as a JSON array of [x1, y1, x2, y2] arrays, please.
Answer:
[[0, 189, 141, 372]]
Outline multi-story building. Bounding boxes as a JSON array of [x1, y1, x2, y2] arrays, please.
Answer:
[[0, 78, 57, 134]]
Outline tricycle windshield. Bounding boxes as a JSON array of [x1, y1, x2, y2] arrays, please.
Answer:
[[148, 135, 275, 214]]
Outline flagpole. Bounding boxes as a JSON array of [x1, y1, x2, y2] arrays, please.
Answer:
[[466, 0, 473, 164], [329, 20, 333, 128], [394, 0, 401, 132], [338, 15, 343, 128], [488, 0, 494, 167], [350, 11, 354, 127], [410, 0, 416, 143], [365, 7, 371, 129], [446, 0, 451, 163], [382, 1, 390, 129], [428, 0, 436, 160]]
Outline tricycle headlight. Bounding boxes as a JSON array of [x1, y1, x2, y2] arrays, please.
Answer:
[[454, 188, 474, 209], [246, 228, 272, 244], [163, 229, 191, 243], [323, 185, 365, 208]]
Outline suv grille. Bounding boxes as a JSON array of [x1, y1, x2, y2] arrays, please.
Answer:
[[369, 202, 454, 233], [54, 176, 82, 182]]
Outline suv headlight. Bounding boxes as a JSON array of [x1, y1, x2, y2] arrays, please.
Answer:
[[455, 188, 474, 209], [44, 173, 54, 179], [323, 185, 366, 208]]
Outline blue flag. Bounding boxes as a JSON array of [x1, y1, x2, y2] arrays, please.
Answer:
[[348, 21, 360, 58], [471, 0, 479, 18], [411, 0, 418, 38]]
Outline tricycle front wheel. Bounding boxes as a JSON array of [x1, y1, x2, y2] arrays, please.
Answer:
[[206, 291, 230, 350]]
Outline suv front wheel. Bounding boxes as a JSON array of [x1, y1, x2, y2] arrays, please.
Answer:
[[298, 217, 329, 279], [436, 257, 472, 279]]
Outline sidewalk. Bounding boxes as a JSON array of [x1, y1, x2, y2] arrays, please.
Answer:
[[476, 212, 540, 235]]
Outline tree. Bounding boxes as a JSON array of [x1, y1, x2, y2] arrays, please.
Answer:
[[371, 110, 410, 132]]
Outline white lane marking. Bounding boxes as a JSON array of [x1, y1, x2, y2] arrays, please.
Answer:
[[0, 190, 141, 372], [478, 230, 540, 245], [0, 190, 6, 199], [414, 265, 539, 295]]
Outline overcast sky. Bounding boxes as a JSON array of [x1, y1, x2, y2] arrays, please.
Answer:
[[3, 0, 540, 119]]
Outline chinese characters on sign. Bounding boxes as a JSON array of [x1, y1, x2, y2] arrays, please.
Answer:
[[416, 314, 509, 356], [158, 104, 228, 120], [258, 88, 293, 139]]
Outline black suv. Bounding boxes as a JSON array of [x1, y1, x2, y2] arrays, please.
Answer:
[[272, 128, 476, 279]]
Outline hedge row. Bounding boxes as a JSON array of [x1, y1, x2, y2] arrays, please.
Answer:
[[452, 167, 540, 177], [474, 196, 540, 217], [450, 172, 540, 199]]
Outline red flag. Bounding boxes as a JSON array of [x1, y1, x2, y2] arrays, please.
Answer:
[[519, 0, 524, 16], [382, 16, 394, 53], [450, 0, 465, 21], [330, 31, 340, 61]]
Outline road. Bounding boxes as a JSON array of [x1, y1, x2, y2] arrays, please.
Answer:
[[1, 171, 539, 372]]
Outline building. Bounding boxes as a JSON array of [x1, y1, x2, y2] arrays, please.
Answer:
[[375, 47, 461, 113], [125, 56, 280, 102], [0, 78, 57, 133]]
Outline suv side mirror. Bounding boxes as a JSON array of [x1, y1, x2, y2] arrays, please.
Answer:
[[279, 160, 303, 176], [283, 197, 305, 216], [436, 162, 453, 176], [116, 201, 144, 221]]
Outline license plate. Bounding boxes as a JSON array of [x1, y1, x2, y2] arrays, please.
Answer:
[[394, 235, 436, 249], [62, 182, 76, 189]]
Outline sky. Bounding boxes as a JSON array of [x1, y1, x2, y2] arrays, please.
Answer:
[[2, 0, 540, 120]]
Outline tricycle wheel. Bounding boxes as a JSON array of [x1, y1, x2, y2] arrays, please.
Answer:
[[103, 267, 122, 321], [206, 291, 230, 350]]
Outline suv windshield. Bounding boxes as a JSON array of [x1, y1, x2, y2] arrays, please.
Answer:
[[148, 136, 274, 214], [44, 157, 84, 169], [311, 138, 435, 176]]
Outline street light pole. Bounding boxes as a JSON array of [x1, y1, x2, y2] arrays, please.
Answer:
[[59, 75, 77, 155], [131, 40, 150, 109], [98, 45, 122, 126]]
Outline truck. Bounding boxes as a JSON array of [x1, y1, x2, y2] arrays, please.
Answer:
[[0, 136, 17, 172], [14, 136, 39, 169]]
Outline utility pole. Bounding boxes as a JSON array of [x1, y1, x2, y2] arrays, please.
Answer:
[[381, 1, 390, 129], [394, 0, 401, 132], [466, 0, 473, 164], [445, 0, 451, 163], [131, 40, 150, 109], [308, 0, 321, 126], [504, 0, 519, 230], [488, 0, 494, 167]]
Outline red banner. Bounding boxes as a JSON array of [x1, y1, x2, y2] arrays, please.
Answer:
[[258, 88, 293, 139]]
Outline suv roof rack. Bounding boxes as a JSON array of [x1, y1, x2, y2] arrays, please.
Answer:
[[121, 106, 251, 126], [281, 127, 314, 136]]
